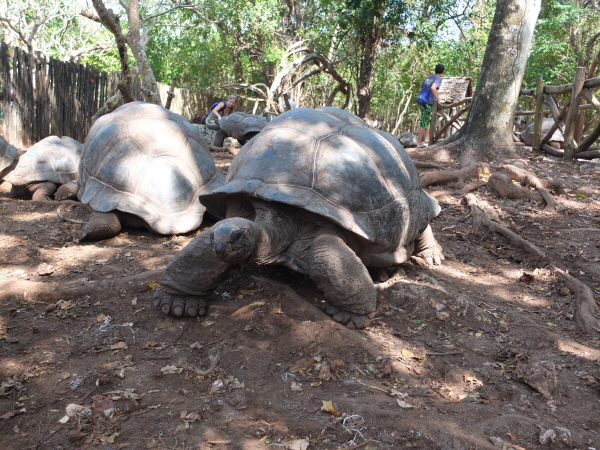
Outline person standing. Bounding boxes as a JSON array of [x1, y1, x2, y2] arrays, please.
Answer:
[[416, 64, 444, 148], [206, 95, 238, 147]]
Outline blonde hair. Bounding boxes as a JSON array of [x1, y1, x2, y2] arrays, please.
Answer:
[[227, 95, 238, 102]]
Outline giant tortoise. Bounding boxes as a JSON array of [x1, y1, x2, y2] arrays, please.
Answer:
[[4, 136, 82, 201], [217, 112, 268, 146], [76, 101, 225, 240], [154, 107, 443, 329], [0, 135, 18, 180]]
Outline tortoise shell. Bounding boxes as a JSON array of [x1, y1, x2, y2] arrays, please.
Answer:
[[205, 107, 440, 251], [4, 136, 82, 186], [0, 135, 18, 179], [218, 112, 268, 143], [78, 102, 225, 235]]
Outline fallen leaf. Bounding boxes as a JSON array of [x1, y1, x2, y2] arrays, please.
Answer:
[[179, 410, 200, 422], [301, 398, 322, 413], [56, 300, 75, 310], [91, 395, 115, 417], [189, 342, 203, 349], [147, 281, 159, 290], [285, 439, 310, 450], [319, 365, 331, 380], [110, 342, 128, 351], [396, 399, 414, 409], [507, 430, 517, 441], [579, 374, 596, 383], [290, 382, 303, 392], [160, 365, 183, 375], [321, 400, 340, 416], [68, 430, 88, 442], [289, 358, 316, 374]]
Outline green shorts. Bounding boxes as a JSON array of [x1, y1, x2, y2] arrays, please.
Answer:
[[418, 103, 433, 129]]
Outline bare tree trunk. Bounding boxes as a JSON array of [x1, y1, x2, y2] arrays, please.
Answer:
[[126, 0, 161, 105], [428, 0, 541, 163], [357, 32, 381, 119]]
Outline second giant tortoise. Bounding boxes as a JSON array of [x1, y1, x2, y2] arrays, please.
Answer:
[[4, 136, 83, 201], [217, 112, 268, 146], [0, 135, 18, 180], [76, 101, 225, 240], [154, 107, 443, 329]]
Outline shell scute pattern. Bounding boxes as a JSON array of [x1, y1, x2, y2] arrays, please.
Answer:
[[206, 107, 439, 251], [78, 102, 224, 235], [4, 136, 82, 186]]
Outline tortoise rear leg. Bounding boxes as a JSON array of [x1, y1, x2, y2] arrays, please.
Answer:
[[308, 233, 376, 329], [29, 182, 59, 201], [154, 228, 232, 317], [413, 225, 444, 265], [80, 212, 122, 241]]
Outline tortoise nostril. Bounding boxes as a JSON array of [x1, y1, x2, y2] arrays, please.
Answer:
[[213, 242, 227, 254]]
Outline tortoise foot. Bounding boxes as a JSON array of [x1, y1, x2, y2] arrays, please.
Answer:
[[413, 225, 444, 266], [323, 303, 375, 330], [153, 286, 207, 317]]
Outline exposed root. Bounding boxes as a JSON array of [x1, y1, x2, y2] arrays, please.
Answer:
[[465, 193, 600, 334], [486, 173, 543, 204], [420, 162, 481, 188], [496, 164, 559, 212], [413, 161, 450, 171], [429, 181, 482, 199]]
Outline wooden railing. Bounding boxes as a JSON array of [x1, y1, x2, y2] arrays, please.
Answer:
[[428, 69, 600, 160]]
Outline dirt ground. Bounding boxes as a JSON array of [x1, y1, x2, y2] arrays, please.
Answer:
[[1, 149, 600, 450]]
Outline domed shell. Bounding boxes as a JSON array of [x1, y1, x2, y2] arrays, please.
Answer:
[[4, 136, 82, 186], [78, 102, 225, 235], [218, 112, 268, 142], [206, 107, 440, 251], [0, 135, 18, 179]]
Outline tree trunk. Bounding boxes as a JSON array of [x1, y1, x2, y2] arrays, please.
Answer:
[[126, 0, 161, 105], [431, 0, 541, 163], [357, 32, 381, 119]]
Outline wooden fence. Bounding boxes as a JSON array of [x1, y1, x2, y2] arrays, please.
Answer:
[[0, 43, 217, 149], [428, 68, 600, 160]]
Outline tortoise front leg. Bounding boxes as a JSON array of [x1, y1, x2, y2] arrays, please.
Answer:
[[308, 233, 376, 329], [154, 228, 232, 317], [413, 224, 444, 265]]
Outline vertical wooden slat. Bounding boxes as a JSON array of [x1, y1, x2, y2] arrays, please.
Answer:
[[1, 42, 11, 140], [563, 67, 586, 161], [532, 76, 544, 152]]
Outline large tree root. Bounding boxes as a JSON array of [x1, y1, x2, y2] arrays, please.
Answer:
[[486, 173, 544, 204], [495, 164, 559, 211], [420, 161, 481, 188], [429, 181, 482, 199], [465, 193, 600, 333]]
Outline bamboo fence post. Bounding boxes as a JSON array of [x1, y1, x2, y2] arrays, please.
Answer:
[[429, 101, 438, 144], [563, 67, 586, 161], [532, 77, 544, 152]]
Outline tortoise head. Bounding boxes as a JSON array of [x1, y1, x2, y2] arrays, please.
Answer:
[[210, 218, 260, 263]]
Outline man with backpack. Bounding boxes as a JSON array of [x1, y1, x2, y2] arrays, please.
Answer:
[[416, 64, 444, 148]]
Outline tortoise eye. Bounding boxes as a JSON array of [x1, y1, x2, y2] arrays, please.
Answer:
[[231, 230, 243, 242]]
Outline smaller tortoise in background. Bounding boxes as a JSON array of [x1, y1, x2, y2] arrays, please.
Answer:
[[217, 112, 268, 146], [154, 107, 443, 329], [3, 136, 82, 201], [76, 101, 225, 240]]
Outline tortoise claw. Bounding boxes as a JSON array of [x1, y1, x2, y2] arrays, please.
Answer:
[[153, 286, 207, 318]]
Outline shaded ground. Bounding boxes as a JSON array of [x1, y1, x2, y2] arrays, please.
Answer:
[[0, 150, 599, 450]]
